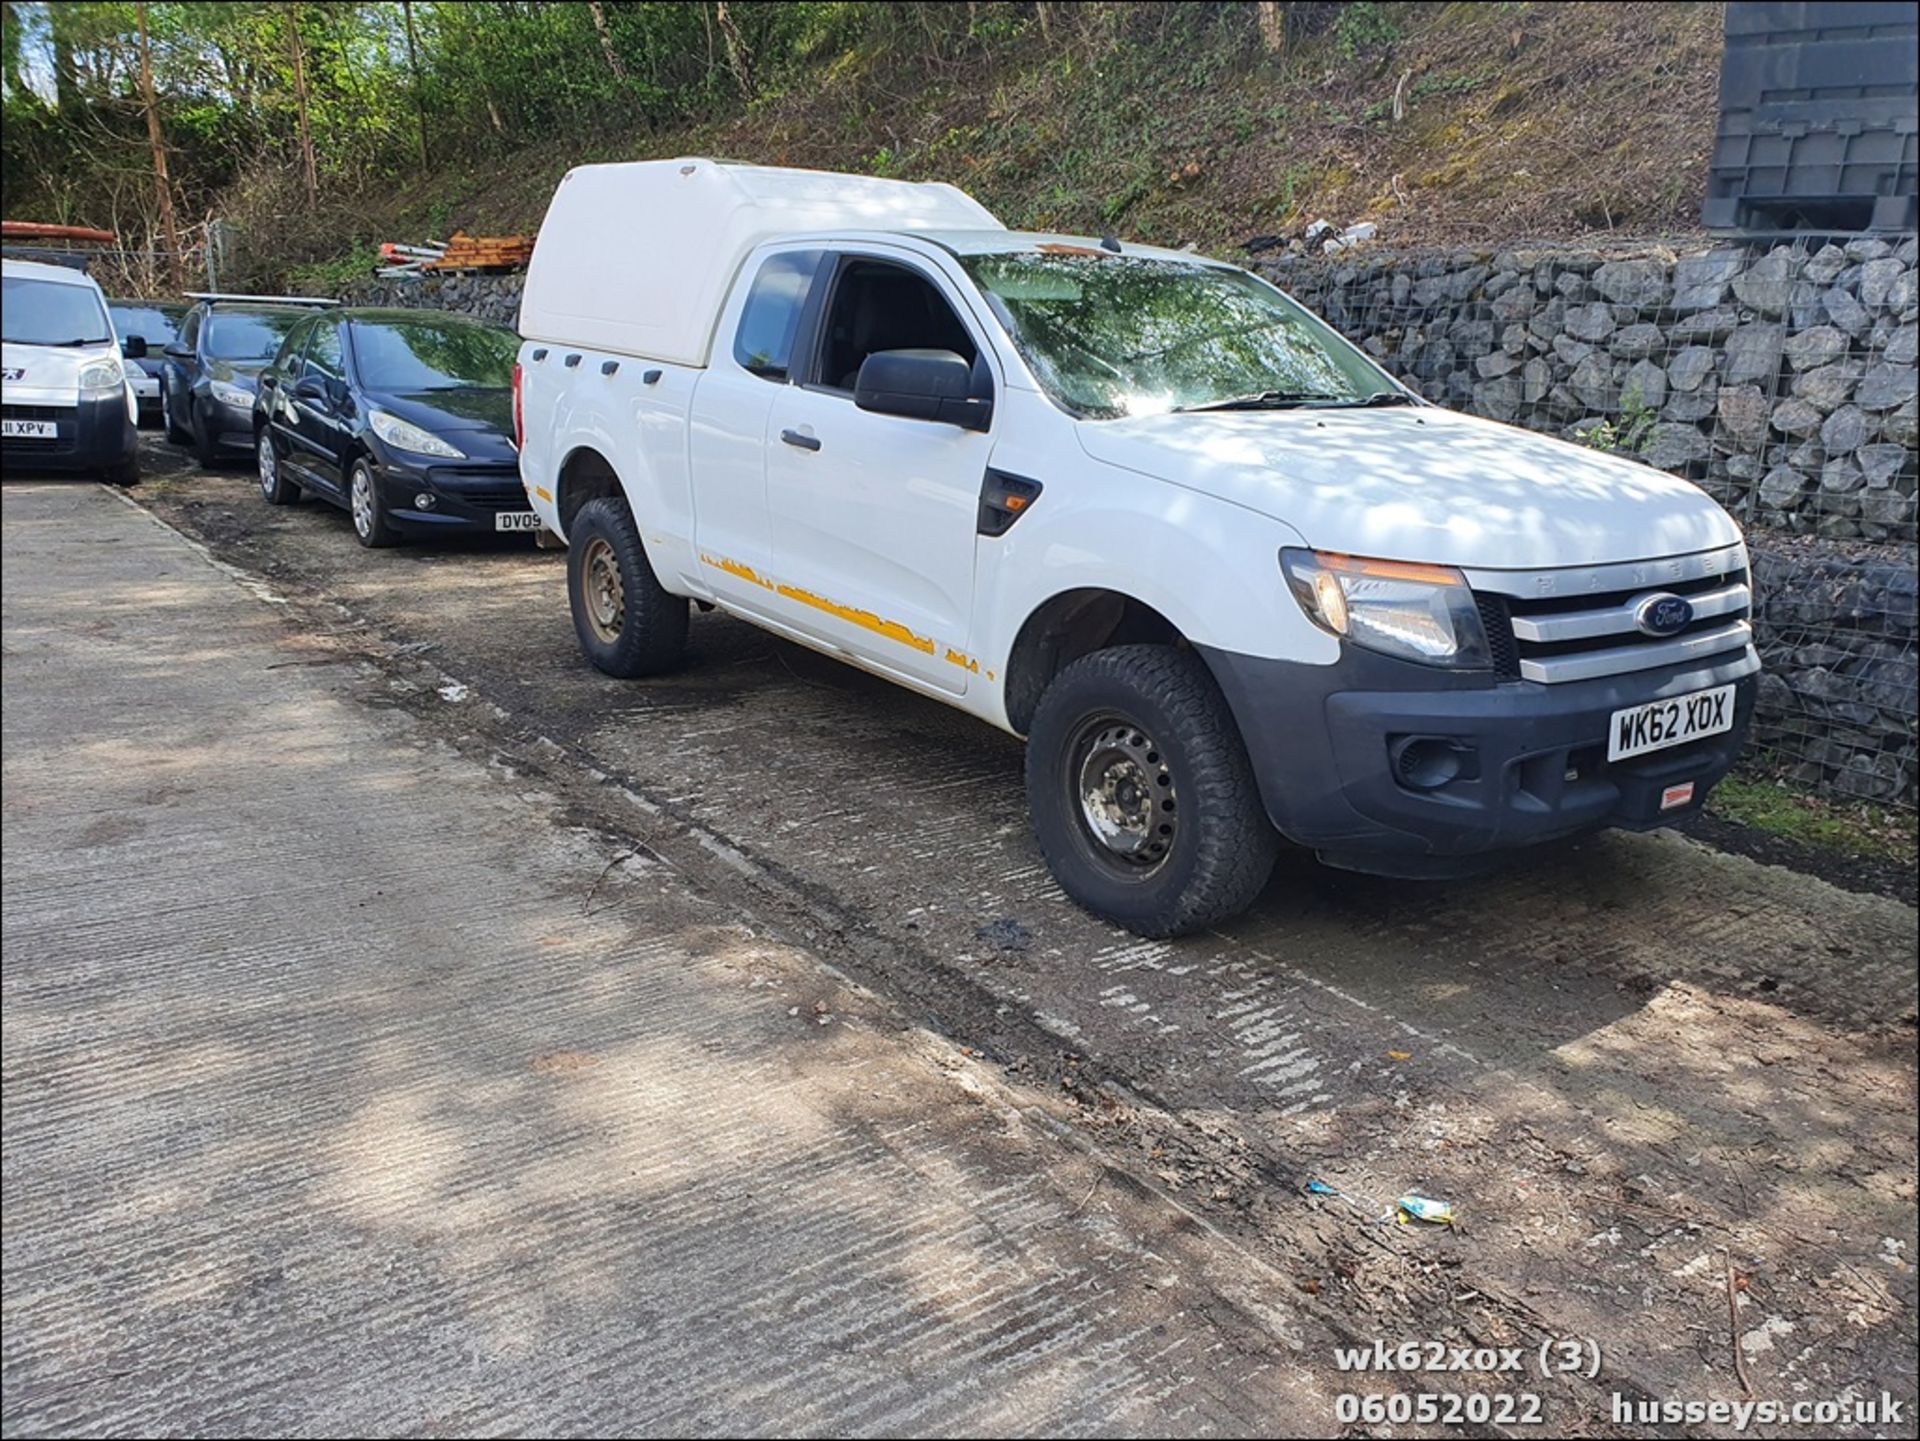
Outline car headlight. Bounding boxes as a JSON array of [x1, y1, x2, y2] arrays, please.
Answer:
[[1281, 548, 1491, 669], [209, 379, 253, 407], [369, 408, 464, 459], [79, 359, 124, 392]]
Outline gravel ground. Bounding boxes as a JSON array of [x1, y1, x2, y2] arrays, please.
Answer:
[[13, 432, 1919, 1436]]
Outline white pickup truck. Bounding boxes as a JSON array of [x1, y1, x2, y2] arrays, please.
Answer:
[[515, 159, 1758, 937]]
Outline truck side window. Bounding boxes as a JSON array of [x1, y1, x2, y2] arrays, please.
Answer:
[[274, 317, 314, 372], [817, 260, 977, 392], [733, 250, 823, 381]]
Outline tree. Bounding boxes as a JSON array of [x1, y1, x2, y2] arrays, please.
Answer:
[[285, 2, 316, 206], [136, 1, 182, 287]]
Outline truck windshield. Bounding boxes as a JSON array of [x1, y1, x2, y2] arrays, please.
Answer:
[[959, 252, 1399, 419], [2, 276, 112, 346]]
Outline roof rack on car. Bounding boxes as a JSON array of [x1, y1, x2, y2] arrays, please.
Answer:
[[183, 291, 337, 306]]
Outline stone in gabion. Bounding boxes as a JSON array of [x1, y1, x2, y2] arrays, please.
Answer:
[[1846, 237, 1894, 262], [1622, 358, 1667, 411], [1670, 249, 1745, 312], [1527, 296, 1565, 341], [1563, 302, 1615, 342], [1592, 258, 1668, 312], [1803, 244, 1849, 284], [1857, 443, 1909, 486], [1885, 323, 1918, 368], [1640, 422, 1712, 470], [1759, 464, 1808, 509], [1663, 383, 1719, 423], [1669, 306, 1739, 343], [1791, 361, 1862, 411], [1822, 286, 1871, 337], [1821, 403, 1870, 455], [1521, 357, 1551, 403], [1889, 270, 1917, 319], [1667, 346, 1717, 392], [1472, 374, 1524, 422], [1783, 324, 1847, 370], [1820, 457, 1865, 493], [1474, 350, 1521, 379], [1569, 353, 1619, 411], [1770, 397, 1824, 438], [1490, 288, 1534, 324], [1884, 397, 1918, 448], [1609, 322, 1664, 359], [1856, 362, 1919, 413], [1717, 383, 1771, 448], [1731, 249, 1799, 315], [1859, 257, 1906, 308], [1861, 490, 1918, 527], [1722, 322, 1786, 384]]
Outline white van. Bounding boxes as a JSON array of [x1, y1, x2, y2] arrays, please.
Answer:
[[2, 258, 140, 484], [514, 159, 1758, 937]]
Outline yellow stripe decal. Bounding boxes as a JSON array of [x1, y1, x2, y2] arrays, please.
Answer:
[[700, 552, 978, 667]]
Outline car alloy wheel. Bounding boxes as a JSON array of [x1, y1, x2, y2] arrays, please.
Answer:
[[257, 434, 278, 497], [351, 464, 375, 539]]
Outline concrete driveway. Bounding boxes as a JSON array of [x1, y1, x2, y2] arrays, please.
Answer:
[[5, 442, 1918, 1436]]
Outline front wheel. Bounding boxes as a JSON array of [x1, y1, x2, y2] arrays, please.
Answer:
[[1026, 645, 1278, 938], [162, 385, 189, 445], [567, 496, 688, 677], [348, 457, 398, 548]]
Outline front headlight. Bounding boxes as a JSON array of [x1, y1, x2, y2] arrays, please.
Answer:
[[209, 379, 253, 408], [369, 409, 464, 459], [79, 359, 124, 392], [1281, 548, 1491, 669]]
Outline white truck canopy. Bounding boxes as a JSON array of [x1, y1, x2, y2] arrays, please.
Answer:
[[518, 157, 1005, 367]]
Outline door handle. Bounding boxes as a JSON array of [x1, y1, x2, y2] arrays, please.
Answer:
[[780, 428, 821, 452]]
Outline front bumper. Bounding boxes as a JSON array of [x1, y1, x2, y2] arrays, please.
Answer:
[[371, 453, 534, 532], [1, 392, 138, 475], [1200, 641, 1761, 877], [198, 392, 257, 454]]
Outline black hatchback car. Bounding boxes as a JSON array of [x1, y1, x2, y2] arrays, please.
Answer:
[[252, 308, 532, 547], [161, 297, 323, 462]]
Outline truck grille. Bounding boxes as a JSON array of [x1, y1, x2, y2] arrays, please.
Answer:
[[1469, 543, 1754, 685], [2, 404, 71, 449]]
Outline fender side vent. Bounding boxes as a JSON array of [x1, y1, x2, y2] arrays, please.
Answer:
[[979, 469, 1043, 537]]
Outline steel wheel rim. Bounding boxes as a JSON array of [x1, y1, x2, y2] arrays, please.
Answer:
[[351, 466, 374, 538], [581, 536, 625, 643], [1071, 715, 1177, 873], [257, 435, 277, 496]]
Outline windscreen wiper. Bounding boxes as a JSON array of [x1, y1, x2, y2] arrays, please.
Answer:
[[1173, 390, 1342, 413], [1319, 391, 1419, 408]]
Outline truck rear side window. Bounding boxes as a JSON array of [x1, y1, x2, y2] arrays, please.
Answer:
[[733, 250, 822, 381]]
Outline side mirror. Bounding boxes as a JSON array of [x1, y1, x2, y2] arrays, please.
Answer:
[[326, 377, 350, 411], [163, 341, 191, 360], [121, 335, 148, 360], [292, 375, 329, 405], [854, 349, 992, 431]]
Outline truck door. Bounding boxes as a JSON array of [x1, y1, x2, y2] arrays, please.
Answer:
[[762, 252, 994, 694], [688, 248, 827, 612]]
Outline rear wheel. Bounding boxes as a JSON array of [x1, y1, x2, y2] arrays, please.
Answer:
[[567, 496, 688, 677], [1026, 644, 1277, 938], [349, 457, 398, 548], [103, 456, 140, 487], [257, 430, 299, 505]]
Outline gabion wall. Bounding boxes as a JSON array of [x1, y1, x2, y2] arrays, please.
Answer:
[[348, 242, 1920, 807]]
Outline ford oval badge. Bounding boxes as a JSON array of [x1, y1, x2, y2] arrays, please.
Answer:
[[1636, 593, 1694, 638]]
